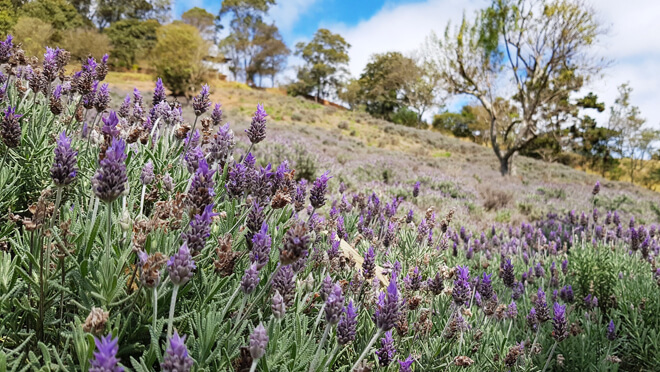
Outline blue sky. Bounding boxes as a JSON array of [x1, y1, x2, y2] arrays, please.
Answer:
[[173, 0, 660, 126]]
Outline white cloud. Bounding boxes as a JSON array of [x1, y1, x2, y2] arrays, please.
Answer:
[[324, 0, 487, 79], [269, 0, 320, 33], [322, 0, 660, 126]]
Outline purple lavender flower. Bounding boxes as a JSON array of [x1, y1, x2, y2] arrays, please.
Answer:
[[250, 223, 272, 270], [526, 308, 538, 331], [92, 138, 127, 203], [279, 222, 309, 266], [184, 146, 205, 174], [584, 294, 598, 309], [325, 283, 345, 325], [118, 94, 131, 118], [592, 181, 600, 196], [188, 158, 216, 216], [209, 123, 235, 168], [240, 263, 260, 295], [140, 161, 155, 186], [561, 259, 568, 275], [161, 331, 193, 372], [427, 272, 444, 296], [211, 103, 223, 125], [337, 300, 358, 345], [507, 301, 518, 319], [192, 84, 211, 116], [167, 243, 196, 286], [501, 258, 515, 288], [607, 320, 616, 341], [399, 356, 414, 372], [272, 265, 295, 306], [95, 83, 110, 112], [552, 303, 568, 342], [362, 246, 376, 279], [0, 35, 13, 63], [271, 290, 286, 319], [101, 111, 120, 139], [412, 181, 420, 197], [1, 106, 22, 148], [245, 104, 267, 144], [535, 288, 550, 323], [375, 272, 400, 332], [376, 331, 396, 367], [226, 162, 249, 198], [559, 285, 574, 303], [477, 273, 494, 301], [51, 131, 78, 187], [181, 204, 217, 256], [89, 334, 123, 372], [512, 281, 524, 301], [43, 47, 59, 82], [249, 323, 269, 360], [452, 266, 471, 306], [309, 171, 331, 209], [534, 263, 545, 278], [153, 78, 166, 106]]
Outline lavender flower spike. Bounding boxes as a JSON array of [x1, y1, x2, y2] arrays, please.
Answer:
[[399, 356, 414, 372], [271, 290, 286, 319], [607, 320, 616, 340], [245, 103, 267, 144], [240, 263, 260, 295], [182, 204, 218, 256], [140, 161, 155, 185], [1, 106, 22, 148], [337, 301, 358, 345], [552, 302, 568, 342], [161, 331, 194, 372], [89, 334, 123, 372], [192, 84, 211, 116], [376, 331, 396, 366], [167, 243, 196, 286], [153, 78, 166, 106], [51, 131, 78, 187], [310, 171, 332, 209], [249, 323, 269, 360], [92, 138, 127, 203], [325, 283, 345, 325], [452, 266, 471, 306], [211, 103, 223, 125], [375, 272, 401, 332]]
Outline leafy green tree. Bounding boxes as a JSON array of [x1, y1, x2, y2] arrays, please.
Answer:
[[151, 22, 209, 97], [60, 27, 111, 62], [105, 19, 159, 69], [20, 0, 86, 30], [182, 6, 215, 40], [218, 0, 276, 81], [291, 28, 350, 102], [246, 21, 289, 87], [70, 0, 171, 29], [607, 84, 657, 184], [0, 0, 18, 37], [10, 16, 54, 58], [429, 0, 605, 175]]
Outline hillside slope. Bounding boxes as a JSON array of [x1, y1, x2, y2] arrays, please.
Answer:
[[107, 74, 660, 228]]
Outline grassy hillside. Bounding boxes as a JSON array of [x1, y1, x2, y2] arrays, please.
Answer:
[[108, 73, 660, 228]]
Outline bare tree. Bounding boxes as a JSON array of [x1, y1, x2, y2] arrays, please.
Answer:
[[427, 0, 605, 175]]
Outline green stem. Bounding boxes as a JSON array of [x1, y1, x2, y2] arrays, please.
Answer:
[[51, 187, 63, 229], [249, 359, 259, 372], [183, 116, 199, 155], [351, 329, 382, 371], [541, 341, 558, 372], [138, 184, 147, 217], [309, 324, 331, 372], [234, 297, 247, 323], [167, 285, 179, 338], [221, 286, 241, 319], [0, 149, 8, 171], [153, 287, 158, 330], [105, 201, 113, 259]]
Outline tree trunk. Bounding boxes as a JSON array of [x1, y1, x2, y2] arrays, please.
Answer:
[[499, 156, 510, 176]]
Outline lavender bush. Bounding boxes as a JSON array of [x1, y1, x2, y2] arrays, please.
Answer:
[[0, 36, 658, 372]]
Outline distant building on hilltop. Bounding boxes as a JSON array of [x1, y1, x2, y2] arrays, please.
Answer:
[[203, 44, 232, 80]]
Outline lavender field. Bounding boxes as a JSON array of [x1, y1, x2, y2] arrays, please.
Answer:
[[1, 35, 660, 372]]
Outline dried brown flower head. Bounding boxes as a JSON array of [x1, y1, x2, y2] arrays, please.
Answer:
[[82, 307, 109, 334]]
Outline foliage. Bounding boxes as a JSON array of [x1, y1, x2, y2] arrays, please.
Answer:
[[181, 6, 215, 40], [245, 21, 289, 87], [70, 0, 172, 29], [59, 27, 111, 62], [429, 0, 606, 175], [290, 28, 350, 101], [151, 22, 209, 97], [20, 0, 86, 31], [390, 106, 419, 128], [0, 0, 18, 37], [105, 19, 160, 69], [10, 16, 54, 58]]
